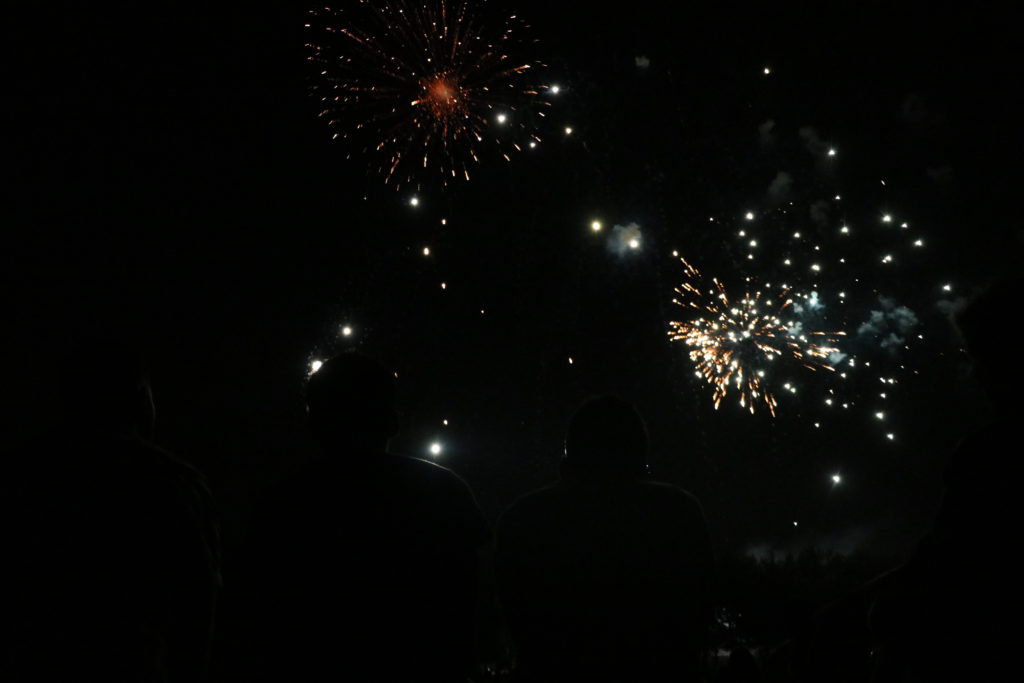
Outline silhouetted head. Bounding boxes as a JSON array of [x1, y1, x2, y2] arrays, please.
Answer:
[[306, 353, 399, 453], [562, 395, 650, 480], [957, 279, 1021, 417], [57, 339, 155, 440]]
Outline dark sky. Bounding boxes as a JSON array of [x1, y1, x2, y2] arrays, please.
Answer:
[[7, 1, 1021, 556]]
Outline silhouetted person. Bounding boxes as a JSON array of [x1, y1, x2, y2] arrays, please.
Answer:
[[495, 396, 713, 682], [869, 280, 1022, 681], [1, 341, 221, 682], [231, 353, 489, 682]]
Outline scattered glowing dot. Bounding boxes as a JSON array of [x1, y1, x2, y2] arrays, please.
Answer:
[[568, 356, 574, 365], [793, 521, 799, 526], [341, 326, 353, 337], [783, 259, 791, 265], [429, 442, 442, 456], [440, 218, 447, 226], [628, 238, 640, 249], [410, 196, 420, 207], [440, 282, 447, 290], [442, 419, 449, 426], [914, 239, 924, 247], [901, 222, 909, 228], [876, 412, 885, 420], [882, 254, 893, 263], [564, 126, 573, 135], [749, 240, 757, 247], [887, 433, 895, 440], [811, 264, 821, 272], [529, 141, 537, 149], [496, 113, 507, 124], [550, 84, 560, 94], [835, 195, 841, 200], [423, 246, 431, 256], [828, 148, 836, 156], [591, 220, 602, 232], [840, 226, 850, 234], [763, 66, 771, 74], [745, 212, 755, 220], [672, 250, 679, 257], [793, 232, 801, 238], [832, 474, 842, 484], [882, 214, 892, 223], [839, 292, 846, 298], [814, 423, 821, 428], [310, 360, 323, 373], [942, 283, 952, 291]]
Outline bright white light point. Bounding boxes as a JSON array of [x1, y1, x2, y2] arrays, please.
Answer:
[[550, 85, 560, 94], [832, 474, 842, 484], [882, 214, 892, 223], [887, 433, 895, 440], [764, 67, 771, 74], [814, 423, 821, 428], [745, 212, 755, 220], [875, 412, 885, 420], [628, 239, 640, 249], [793, 521, 799, 526], [749, 240, 757, 247], [310, 360, 323, 373], [441, 218, 447, 225], [793, 232, 801, 238], [423, 246, 431, 256], [828, 148, 836, 156], [840, 226, 850, 234], [496, 113, 507, 124], [342, 326, 352, 337], [591, 220, 602, 232], [440, 282, 447, 290], [442, 419, 448, 426], [882, 254, 893, 263], [529, 141, 537, 149], [826, 399, 833, 405], [409, 196, 420, 207], [839, 292, 846, 298], [835, 195, 841, 200], [914, 239, 923, 246], [672, 250, 679, 257], [942, 284, 952, 291], [564, 126, 573, 135], [784, 259, 791, 265], [429, 442, 442, 456], [568, 357, 574, 365], [901, 222, 908, 228], [811, 264, 821, 272]]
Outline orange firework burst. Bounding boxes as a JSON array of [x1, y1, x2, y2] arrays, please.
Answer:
[[669, 257, 845, 416], [306, 0, 549, 189]]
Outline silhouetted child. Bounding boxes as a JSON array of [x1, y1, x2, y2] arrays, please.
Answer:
[[230, 353, 489, 682], [1, 341, 221, 682], [495, 396, 714, 682]]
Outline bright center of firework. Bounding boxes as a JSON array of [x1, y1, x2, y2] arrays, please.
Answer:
[[427, 76, 458, 106]]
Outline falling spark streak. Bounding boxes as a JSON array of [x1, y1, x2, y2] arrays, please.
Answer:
[[668, 258, 845, 416]]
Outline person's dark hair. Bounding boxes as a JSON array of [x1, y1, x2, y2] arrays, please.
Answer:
[[957, 278, 1021, 411], [563, 395, 649, 479], [57, 338, 154, 438], [306, 352, 399, 449]]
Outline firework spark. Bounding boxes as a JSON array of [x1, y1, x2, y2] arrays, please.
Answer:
[[306, 0, 549, 188], [669, 258, 845, 416]]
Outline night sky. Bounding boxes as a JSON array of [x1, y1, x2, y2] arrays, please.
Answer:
[[7, 1, 1021, 560]]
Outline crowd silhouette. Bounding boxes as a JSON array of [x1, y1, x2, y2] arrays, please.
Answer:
[[1, 282, 1017, 682]]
